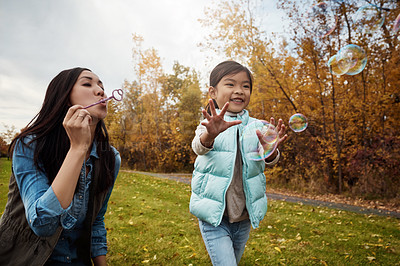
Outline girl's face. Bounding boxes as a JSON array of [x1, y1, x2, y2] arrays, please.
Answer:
[[69, 70, 108, 120], [209, 71, 251, 113]]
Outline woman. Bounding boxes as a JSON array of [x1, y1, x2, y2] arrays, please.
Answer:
[[0, 67, 121, 265]]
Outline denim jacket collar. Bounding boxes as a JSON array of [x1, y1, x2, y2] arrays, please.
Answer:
[[89, 141, 99, 159]]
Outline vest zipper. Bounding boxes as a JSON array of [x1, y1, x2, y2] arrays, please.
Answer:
[[240, 126, 255, 228], [217, 121, 239, 226]]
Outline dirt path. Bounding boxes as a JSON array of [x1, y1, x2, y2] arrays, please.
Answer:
[[124, 170, 400, 219], [265, 192, 400, 218]]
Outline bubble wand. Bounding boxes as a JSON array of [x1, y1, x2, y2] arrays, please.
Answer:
[[83, 88, 123, 109]]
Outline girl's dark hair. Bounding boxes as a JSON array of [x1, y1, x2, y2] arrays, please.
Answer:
[[9, 67, 115, 194], [206, 60, 253, 114]]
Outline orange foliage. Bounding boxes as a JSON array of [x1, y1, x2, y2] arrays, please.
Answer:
[[106, 1, 400, 200]]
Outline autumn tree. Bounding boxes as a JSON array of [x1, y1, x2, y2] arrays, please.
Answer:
[[0, 124, 18, 158], [159, 62, 202, 171], [0, 136, 7, 157], [105, 35, 202, 172], [198, 0, 400, 198]]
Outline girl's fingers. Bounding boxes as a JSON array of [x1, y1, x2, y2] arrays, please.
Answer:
[[269, 117, 285, 134], [209, 99, 217, 117], [279, 124, 286, 136], [202, 109, 211, 121], [219, 102, 230, 117], [201, 120, 209, 127], [256, 129, 267, 146], [278, 119, 284, 131], [269, 117, 275, 126], [278, 134, 288, 146], [228, 120, 242, 127], [275, 118, 284, 130]]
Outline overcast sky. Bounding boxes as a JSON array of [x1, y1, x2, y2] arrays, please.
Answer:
[[0, 0, 285, 133]]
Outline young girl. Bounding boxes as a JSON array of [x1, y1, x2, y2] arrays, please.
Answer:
[[0, 67, 121, 265], [190, 60, 287, 265]]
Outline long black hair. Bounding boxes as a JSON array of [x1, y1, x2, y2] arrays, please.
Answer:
[[206, 60, 253, 114], [9, 67, 115, 194]]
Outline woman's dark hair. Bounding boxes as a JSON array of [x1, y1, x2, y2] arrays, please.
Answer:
[[206, 60, 253, 114], [9, 67, 115, 194]]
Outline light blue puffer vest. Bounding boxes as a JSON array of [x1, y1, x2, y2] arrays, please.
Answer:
[[189, 110, 268, 229]]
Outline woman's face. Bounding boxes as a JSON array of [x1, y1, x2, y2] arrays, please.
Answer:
[[210, 71, 251, 113], [69, 70, 108, 120]]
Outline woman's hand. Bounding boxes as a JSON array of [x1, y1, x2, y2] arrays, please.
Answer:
[[52, 105, 93, 209], [63, 105, 93, 152], [200, 99, 242, 147]]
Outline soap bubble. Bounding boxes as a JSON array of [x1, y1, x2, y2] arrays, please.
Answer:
[[393, 13, 400, 33], [306, 2, 337, 38], [289, 114, 308, 132], [337, 44, 367, 75], [353, 5, 385, 34], [241, 120, 278, 161], [327, 54, 353, 76]]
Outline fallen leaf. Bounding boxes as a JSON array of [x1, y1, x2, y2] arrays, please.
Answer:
[[365, 243, 383, 247], [367, 256, 376, 262]]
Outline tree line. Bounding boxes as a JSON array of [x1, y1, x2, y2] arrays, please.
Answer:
[[2, 0, 398, 200], [105, 0, 400, 200]]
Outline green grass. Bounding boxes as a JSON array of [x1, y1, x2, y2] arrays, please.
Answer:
[[0, 157, 11, 214], [1, 157, 400, 265]]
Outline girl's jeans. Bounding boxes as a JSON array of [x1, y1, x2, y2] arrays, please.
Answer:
[[199, 216, 251, 266]]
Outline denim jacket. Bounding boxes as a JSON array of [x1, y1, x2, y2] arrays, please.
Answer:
[[0, 136, 121, 265]]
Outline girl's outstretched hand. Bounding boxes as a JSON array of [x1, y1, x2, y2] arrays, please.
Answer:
[[256, 117, 288, 152], [201, 99, 242, 143]]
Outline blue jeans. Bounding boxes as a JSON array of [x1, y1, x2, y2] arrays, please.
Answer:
[[199, 216, 251, 266]]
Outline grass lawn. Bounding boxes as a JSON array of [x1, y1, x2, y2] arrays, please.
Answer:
[[1, 157, 399, 265]]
